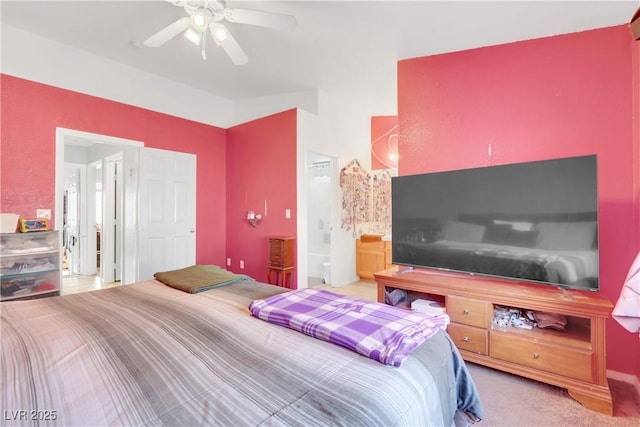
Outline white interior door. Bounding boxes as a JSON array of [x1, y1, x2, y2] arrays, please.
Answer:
[[137, 148, 196, 281], [102, 154, 123, 283], [63, 164, 84, 275]]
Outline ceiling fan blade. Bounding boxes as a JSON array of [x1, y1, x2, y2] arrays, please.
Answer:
[[223, 8, 297, 30], [143, 17, 190, 47], [210, 23, 248, 65]]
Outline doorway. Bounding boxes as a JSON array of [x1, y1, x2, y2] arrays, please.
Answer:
[[62, 164, 82, 277], [56, 128, 198, 293], [306, 152, 336, 286], [61, 148, 126, 287], [55, 128, 143, 291]]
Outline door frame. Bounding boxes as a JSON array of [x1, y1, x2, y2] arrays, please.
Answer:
[[55, 128, 143, 285], [299, 150, 338, 289]]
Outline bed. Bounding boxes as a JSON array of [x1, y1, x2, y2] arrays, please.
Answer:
[[1, 276, 483, 426]]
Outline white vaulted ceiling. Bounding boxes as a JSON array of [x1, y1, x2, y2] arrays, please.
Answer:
[[1, 1, 638, 126]]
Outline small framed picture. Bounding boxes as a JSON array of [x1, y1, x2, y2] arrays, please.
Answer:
[[20, 218, 49, 233]]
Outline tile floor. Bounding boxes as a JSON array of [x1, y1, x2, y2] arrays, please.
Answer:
[[61, 273, 120, 295], [313, 278, 378, 301]]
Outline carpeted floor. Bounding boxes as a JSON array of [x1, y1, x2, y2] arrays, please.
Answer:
[[467, 362, 640, 426]]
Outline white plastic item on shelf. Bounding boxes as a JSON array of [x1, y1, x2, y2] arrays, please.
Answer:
[[411, 298, 445, 315]]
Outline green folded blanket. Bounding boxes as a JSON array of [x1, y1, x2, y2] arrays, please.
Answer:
[[154, 265, 253, 294]]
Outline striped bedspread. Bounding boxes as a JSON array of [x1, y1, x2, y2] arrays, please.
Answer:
[[249, 288, 450, 366], [1, 280, 483, 426]]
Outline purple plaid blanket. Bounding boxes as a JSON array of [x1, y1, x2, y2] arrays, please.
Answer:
[[249, 289, 450, 367]]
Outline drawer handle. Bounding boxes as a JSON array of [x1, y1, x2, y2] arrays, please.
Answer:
[[533, 353, 540, 360], [463, 309, 470, 315], [463, 336, 470, 342]]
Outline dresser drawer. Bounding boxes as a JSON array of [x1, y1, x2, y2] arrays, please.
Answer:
[[490, 332, 593, 382], [356, 240, 386, 250], [270, 243, 285, 266], [447, 296, 491, 328], [269, 237, 294, 268], [448, 323, 488, 355], [1, 270, 60, 301]]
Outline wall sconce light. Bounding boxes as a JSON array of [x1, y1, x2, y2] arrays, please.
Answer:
[[247, 211, 263, 228]]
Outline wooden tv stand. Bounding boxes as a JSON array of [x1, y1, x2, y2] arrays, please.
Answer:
[[374, 266, 613, 415]]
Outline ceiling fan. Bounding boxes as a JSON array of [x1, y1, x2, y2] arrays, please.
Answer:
[[143, 0, 297, 65]]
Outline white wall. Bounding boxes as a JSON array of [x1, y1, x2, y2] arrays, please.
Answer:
[[233, 89, 319, 125], [64, 145, 89, 164], [298, 89, 391, 287], [65, 144, 124, 165]]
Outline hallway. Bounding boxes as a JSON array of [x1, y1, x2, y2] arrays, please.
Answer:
[[62, 273, 120, 295]]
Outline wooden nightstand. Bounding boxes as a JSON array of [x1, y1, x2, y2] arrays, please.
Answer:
[[268, 236, 295, 288]]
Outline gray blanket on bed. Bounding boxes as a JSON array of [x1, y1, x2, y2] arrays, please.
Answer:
[[1, 279, 483, 426]]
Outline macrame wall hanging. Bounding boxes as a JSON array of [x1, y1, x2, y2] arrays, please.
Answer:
[[340, 159, 370, 235], [340, 159, 391, 236], [371, 171, 392, 225]]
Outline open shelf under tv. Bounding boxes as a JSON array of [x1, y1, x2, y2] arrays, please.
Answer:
[[374, 265, 613, 415]]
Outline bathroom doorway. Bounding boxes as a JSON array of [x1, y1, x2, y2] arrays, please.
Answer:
[[306, 152, 335, 286]]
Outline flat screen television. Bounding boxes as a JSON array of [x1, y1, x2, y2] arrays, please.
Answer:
[[391, 155, 599, 291]]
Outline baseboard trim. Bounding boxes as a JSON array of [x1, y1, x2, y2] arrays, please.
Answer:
[[607, 369, 640, 395]]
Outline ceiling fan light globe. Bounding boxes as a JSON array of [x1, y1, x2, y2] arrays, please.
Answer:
[[184, 27, 202, 45], [212, 27, 227, 42]]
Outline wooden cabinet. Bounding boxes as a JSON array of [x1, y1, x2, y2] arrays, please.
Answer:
[[356, 239, 392, 279], [1, 231, 61, 301], [269, 237, 294, 268], [447, 323, 489, 355], [490, 331, 593, 383], [268, 237, 294, 288], [447, 295, 492, 328], [374, 266, 613, 415], [447, 295, 491, 355]]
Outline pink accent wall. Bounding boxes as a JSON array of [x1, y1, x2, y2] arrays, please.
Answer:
[[0, 75, 228, 266], [226, 109, 297, 286], [398, 25, 640, 377]]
